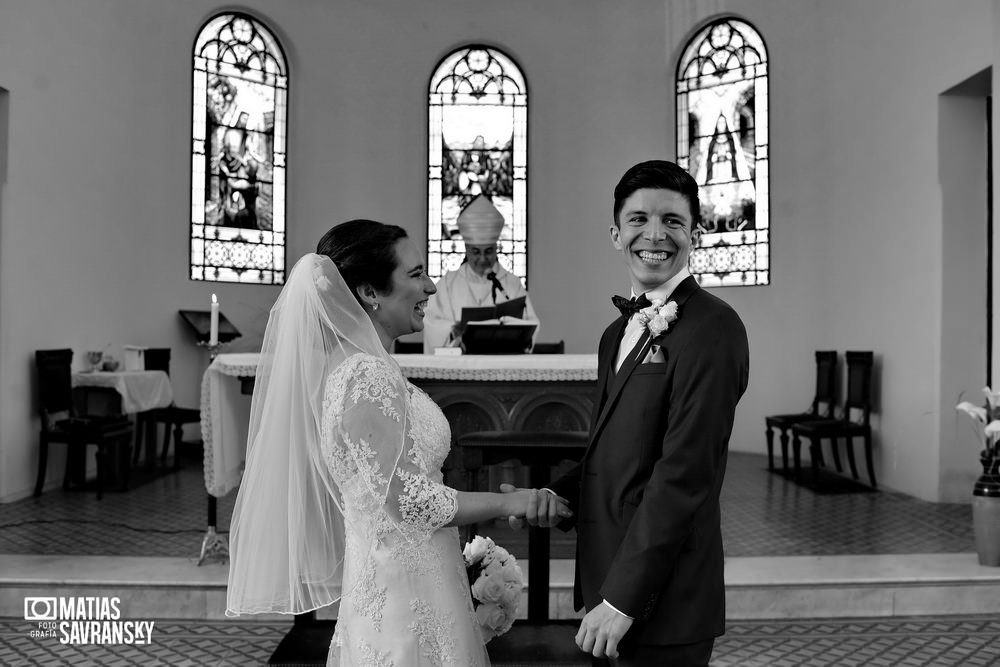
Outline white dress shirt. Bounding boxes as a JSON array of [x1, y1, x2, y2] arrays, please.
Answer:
[[614, 268, 690, 372]]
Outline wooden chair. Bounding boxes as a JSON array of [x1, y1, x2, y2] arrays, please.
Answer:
[[790, 351, 876, 489], [531, 340, 565, 354], [393, 340, 423, 354], [764, 351, 838, 471], [133, 348, 200, 470], [34, 349, 133, 499]]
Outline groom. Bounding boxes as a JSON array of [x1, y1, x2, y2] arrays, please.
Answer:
[[532, 160, 749, 665]]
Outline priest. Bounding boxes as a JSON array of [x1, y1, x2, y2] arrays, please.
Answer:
[[423, 194, 540, 352]]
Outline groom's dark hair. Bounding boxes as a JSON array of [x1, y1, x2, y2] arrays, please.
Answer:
[[317, 219, 408, 303], [612, 160, 701, 227]]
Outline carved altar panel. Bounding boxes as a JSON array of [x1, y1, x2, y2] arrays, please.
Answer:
[[439, 400, 498, 439], [513, 391, 591, 432], [412, 379, 595, 436]]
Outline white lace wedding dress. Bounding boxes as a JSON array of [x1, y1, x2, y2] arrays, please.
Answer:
[[321, 353, 491, 667]]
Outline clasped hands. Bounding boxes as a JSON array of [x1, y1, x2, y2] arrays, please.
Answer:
[[498, 483, 572, 528], [498, 484, 631, 659]]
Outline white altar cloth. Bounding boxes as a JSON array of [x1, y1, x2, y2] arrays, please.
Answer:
[[201, 352, 598, 496]]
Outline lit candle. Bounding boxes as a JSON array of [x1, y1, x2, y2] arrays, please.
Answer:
[[209, 294, 219, 346]]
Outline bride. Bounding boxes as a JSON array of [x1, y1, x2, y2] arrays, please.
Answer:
[[225, 219, 570, 666]]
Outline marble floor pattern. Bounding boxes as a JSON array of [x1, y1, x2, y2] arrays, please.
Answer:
[[0, 450, 990, 666], [0, 615, 998, 666], [0, 451, 976, 558]]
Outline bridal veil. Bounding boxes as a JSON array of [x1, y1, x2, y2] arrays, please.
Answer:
[[226, 253, 395, 616]]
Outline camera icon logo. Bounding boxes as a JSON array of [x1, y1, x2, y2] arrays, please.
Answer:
[[24, 597, 57, 621]]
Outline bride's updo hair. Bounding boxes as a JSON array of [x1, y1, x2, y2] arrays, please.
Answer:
[[317, 219, 408, 304]]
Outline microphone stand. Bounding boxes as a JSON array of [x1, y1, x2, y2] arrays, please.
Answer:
[[487, 270, 505, 307]]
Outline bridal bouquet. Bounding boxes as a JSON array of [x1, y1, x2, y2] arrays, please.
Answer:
[[462, 535, 523, 642]]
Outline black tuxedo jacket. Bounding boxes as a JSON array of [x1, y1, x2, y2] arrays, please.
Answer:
[[549, 276, 749, 648]]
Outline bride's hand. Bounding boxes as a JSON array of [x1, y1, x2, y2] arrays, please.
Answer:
[[497, 485, 533, 521], [500, 484, 572, 528]]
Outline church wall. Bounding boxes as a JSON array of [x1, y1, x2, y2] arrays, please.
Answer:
[[0, 0, 674, 501], [665, 0, 833, 493], [661, 0, 991, 500], [802, 0, 990, 500], [0, 0, 993, 501]]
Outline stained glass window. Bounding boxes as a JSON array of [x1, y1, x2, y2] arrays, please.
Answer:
[[677, 18, 769, 286], [191, 13, 287, 284], [427, 46, 528, 284]]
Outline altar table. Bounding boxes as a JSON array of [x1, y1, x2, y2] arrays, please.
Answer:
[[201, 353, 599, 497], [201, 352, 599, 621], [72, 369, 174, 415]]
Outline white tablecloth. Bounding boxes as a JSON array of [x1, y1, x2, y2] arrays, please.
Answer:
[[72, 370, 174, 414], [200, 352, 598, 497], [389, 353, 598, 381]]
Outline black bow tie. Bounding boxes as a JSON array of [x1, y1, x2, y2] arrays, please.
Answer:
[[612, 293, 651, 317]]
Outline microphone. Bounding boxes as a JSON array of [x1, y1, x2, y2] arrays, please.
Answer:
[[486, 271, 506, 304]]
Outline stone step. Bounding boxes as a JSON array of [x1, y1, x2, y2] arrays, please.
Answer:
[[2, 553, 999, 622], [725, 553, 1000, 619]]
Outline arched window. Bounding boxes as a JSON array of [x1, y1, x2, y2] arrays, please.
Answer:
[[191, 13, 288, 284], [427, 46, 528, 284], [677, 18, 769, 286]]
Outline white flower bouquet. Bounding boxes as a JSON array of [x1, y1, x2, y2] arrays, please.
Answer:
[[462, 535, 523, 642], [957, 386, 1000, 459]]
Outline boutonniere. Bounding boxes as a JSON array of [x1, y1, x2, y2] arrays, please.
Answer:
[[637, 299, 678, 339]]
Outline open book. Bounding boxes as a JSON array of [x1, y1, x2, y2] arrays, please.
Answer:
[[460, 319, 538, 355], [460, 296, 527, 324]]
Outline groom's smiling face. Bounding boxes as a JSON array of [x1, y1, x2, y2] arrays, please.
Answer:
[[610, 187, 696, 293]]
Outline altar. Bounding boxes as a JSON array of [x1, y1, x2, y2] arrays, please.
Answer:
[[200, 351, 599, 621], [200, 352, 599, 498]]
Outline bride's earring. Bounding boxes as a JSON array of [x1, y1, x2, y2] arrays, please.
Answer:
[[372, 302, 379, 311]]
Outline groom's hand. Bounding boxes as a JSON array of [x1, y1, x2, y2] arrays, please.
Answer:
[[576, 602, 633, 659], [499, 484, 571, 528]]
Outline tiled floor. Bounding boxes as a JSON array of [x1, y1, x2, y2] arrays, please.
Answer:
[[0, 451, 975, 558], [1, 615, 998, 666], [0, 451, 992, 666]]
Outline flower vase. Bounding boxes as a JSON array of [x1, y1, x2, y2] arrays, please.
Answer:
[[972, 452, 1000, 566]]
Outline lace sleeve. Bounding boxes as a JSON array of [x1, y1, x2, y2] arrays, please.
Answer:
[[337, 355, 457, 539]]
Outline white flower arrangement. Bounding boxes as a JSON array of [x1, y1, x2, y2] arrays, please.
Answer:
[[637, 299, 679, 339], [957, 386, 1000, 459], [462, 535, 523, 642]]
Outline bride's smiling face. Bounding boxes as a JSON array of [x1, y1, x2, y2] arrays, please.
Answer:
[[372, 238, 437, 339]]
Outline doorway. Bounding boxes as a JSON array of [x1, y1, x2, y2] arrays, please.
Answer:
[[938, 68, 992, 501]]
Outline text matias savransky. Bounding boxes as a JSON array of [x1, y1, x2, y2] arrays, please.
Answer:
[[25, 596, 155, 645]]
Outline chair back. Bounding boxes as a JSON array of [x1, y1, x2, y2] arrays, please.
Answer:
[[393, 341, 423, 354], [532, 341, 565, 354], [35, 349, 74, 425], [144, 348, 172, 375], [812, 350, 838, 417], [843, 351, 874, 424]]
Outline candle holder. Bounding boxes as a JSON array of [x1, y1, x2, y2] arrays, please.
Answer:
[[196, 340, 225, 360], [177, 309, 242, 566], [196, 339, 230, 566], [198, 525, 229, 566]]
